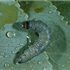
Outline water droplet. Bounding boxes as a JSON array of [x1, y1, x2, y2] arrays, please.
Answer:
[[19, 43, 24, 46], [37, 61, 42, 64], [4, 55, 9, 58], [29, 40, 31, 43], [29, 65, 32, 68], [26, 35, 31, 44], [4, 64, 7, 67], [6, 31, 15, 38], [32, 69, 34, 70], [11, 51, 16, 54], [61, 65, 65, 67], [66, 62, 70, 64], [4, 64, 10, 67], [26, 36, 29, 38], [16, 62, 19, 65], [26, 2, 28, 4], [43, 68, 49, 70], [7, 64, 9, 66], [49, 11, 52, 14], [68, 57, 70, 59], [1, 53, 4, 55], [15, 47, 18, 50]]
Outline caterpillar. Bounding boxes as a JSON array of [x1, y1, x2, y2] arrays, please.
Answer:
[[16, 20, 51, 63]]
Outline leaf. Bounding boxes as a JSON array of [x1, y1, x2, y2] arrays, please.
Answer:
[[0, 1, 52, 70], [19, 1, 70, 70], [52, 1, 70, 25]]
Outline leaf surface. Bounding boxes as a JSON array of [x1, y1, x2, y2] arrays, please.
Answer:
[[19, 1, 70, 70]]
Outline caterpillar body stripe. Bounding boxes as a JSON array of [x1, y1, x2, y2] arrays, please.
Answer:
[[17, 20, 51, 63]]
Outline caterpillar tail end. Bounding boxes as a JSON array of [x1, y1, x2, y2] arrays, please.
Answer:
[[16, 54, 28, 64], [17, 57, 22, 63], [16, 58, 25, 64]]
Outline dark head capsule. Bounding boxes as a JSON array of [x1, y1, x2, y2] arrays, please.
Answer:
[[21, 21, 29, 29]]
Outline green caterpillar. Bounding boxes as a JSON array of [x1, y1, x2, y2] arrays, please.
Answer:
[[16, 20, 51, 63]]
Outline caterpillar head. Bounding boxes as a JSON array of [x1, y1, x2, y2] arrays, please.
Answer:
[[21, 21, 29, 29]]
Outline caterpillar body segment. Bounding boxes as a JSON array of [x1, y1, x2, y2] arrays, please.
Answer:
[[17, 20, 51, 63]]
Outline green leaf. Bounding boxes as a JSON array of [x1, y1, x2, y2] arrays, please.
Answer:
[[52, 1, 70, 25], [19, 1, 70, 70], [0, 1, 28, 30], [0, 1, 52, 70]]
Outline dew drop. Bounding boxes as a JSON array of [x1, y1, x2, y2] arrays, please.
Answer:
[[1, 53, 4, 55], [26, 35, 31, 44], [16, 62, 19, 65], [32, 69, 34, 70], [26, 36, 29, 38], [43, 68, 49, 70], [68, 57, 70, 59], [11, 51, 16, 54], [61, 65, 65, 67], [4, 64, 7, 67], [29, 65, 32, 68], [4, 55, 9, 58], [37, 61, 42, 64], [66, 62, 70, 64], [7, 64, 10, 66], [4, 64, 10, 67], [49, 11, 52, 14], [15, 47, 18, 50], [6, 31, 15, 38], [19, 43, 24, 46], [29, 40, 31, 43]]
